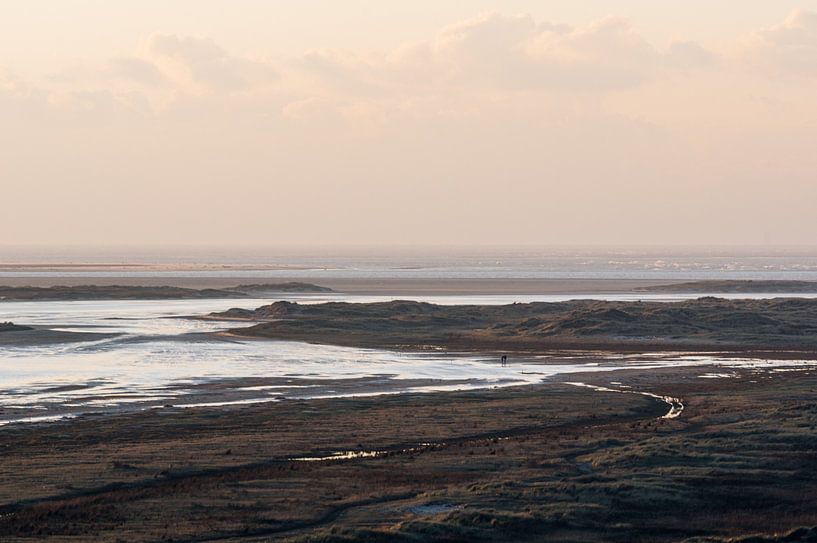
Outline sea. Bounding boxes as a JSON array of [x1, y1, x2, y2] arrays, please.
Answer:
[[3, 244, 817, 280]]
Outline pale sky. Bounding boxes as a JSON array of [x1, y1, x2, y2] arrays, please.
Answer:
[[2, 2, 817, 246]]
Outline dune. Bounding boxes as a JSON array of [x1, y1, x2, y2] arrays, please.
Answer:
[[0, 282, 331, 302], [638, 280, 817, 293], [214, 297, 817, 352]]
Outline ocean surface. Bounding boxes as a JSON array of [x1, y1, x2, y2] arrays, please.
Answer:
[[4, 245, 817, 280]]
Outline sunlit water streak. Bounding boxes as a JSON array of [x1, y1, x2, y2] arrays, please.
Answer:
[[1, 294, 817, 426], [566, 382, 684, 419]]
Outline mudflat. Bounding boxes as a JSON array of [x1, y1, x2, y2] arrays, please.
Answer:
[[1, 365, 816, 542]]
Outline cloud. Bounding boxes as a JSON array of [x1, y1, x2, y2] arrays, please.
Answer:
[[743, 9, 817, 78], [141, 34, 278, 93], [10, 13, 720, 125], [514, 16, 661, 89], [665, 41, 719, 70], [109, 57, 167, 86], [2, 11, 817, 246], [295, 13, 714, 98]]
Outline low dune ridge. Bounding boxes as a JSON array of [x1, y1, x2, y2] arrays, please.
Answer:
[[0, 282, 331, 302], [214, 297, 817, 351], [0, 321, 32, 332], [639, 280, 817, 293]]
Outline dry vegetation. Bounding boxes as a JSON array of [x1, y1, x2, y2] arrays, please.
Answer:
[[215, 298, 817, 352], [1, 367, 817, 542], [0, 283, 330, 301], [639, 280, 817, 293], [0, 322, 31, 332]]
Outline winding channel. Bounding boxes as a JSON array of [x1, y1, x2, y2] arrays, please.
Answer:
[[566, 382, 684, 419], [290, 383, 684, 464]]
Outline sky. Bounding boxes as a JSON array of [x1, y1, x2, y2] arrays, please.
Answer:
[[2, 1, 817, 247]]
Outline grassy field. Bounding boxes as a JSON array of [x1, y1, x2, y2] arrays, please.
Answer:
[[216, 298, 817, 352], [1, 364, 816, 541]]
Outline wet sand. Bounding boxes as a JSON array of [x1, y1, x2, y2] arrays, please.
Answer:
[[1, 365, 817, 542], [0, 374, 507, 426]]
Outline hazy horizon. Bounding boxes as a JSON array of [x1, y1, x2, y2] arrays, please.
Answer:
[[6, 243, 817, 264], [3, 2, 817, 246]]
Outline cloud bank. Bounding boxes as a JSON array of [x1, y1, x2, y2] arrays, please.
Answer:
[[2, 11, 816, 246]]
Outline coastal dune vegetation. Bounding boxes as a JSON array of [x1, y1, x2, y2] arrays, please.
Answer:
[[212, 298, 817, 352]]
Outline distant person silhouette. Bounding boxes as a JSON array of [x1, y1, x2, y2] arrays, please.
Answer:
[[501, 355, 507, 367]]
